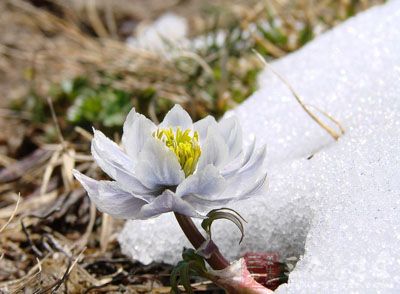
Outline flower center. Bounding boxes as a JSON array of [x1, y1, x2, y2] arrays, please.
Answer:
[[153, 128, 201, 177]]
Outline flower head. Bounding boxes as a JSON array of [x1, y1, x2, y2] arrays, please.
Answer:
[[73, 104, 267, 219], [153, 127, 201, 177]]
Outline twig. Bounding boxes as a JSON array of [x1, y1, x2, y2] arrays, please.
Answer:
[[104, 1, 117, 39], [19, 198, 67, 257], [86, 0, 109, 38], [51, 247, 86, 293], [99, 213, 113, 254], [0, 149, 52, 183], [307, 104, 345, 135], [35, 258, 72, 294], [253, 50, 345, 140], [47, 97, 66, 146], [40, 149, 61, 195], [74, 126, 93, 142], [0, 193, 21, 233], [21, 218, 43, 257], [75, 202, 96, 252]]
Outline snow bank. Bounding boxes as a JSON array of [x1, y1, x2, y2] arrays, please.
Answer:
[[119, 1, 400, 292]]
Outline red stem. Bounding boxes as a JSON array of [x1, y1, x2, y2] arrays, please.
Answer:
[[174, 212, 230, 270]]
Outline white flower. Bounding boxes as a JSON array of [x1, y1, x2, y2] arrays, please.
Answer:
[[73, 105, 267, 219]]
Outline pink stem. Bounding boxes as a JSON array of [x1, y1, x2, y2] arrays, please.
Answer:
[[174, 212, 230, 270]]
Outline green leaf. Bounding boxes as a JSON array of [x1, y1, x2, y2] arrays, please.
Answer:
[[263, 27, 288, 47], [170, 248, 209, 293], [170, 261, 185, 293], [179, 263, 193, 294], [201, 208, 246, 243], [299, 23, 314, 46], [182, 249, 206, 272]]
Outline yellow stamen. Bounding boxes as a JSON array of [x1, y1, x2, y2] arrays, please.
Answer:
[[153, 127, 201, 177]]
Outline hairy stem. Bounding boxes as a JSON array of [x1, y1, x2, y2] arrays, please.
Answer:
[[174, 212, 230, 270]]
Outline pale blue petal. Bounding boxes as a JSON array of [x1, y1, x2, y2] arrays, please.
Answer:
[[135, 138, 185, 188], [197, 126, 229, 170], [218, 116, 243, 160], [193, 115, 217, 142], [91, 129, 155, 195], [93, 129, 133, 169], [137, 190, 205, 219], [176, 165, 226, 198], [221, 138, 256, 177], [243, 171, 269, 197], [240, 138, 257, 169], [183, 144, 267, 210], [224, 144, 267, 182], [73, 170, 149, 219], [181, 194, 233, 210], [186, 170, 268, 210], [237, 144, 266, 176], [159, 104, 192, 129], [122, 108, 156, 162], [224, 170, 268, 200]]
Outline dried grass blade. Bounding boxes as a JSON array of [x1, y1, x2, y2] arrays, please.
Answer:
[[254, 50, 344, 140], [0, 193, 21, 233], [100, 213, 113, 253]]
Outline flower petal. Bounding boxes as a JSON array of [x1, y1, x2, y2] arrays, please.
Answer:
[[218, 116, 243, 160], [185, 170, 268, 210], [135, 138, 185, 188], [237, 144, 266, 176], [159, 104, 192, 129], [222, 169, 268, 200], [193, 115, 217, 142], [197, 126, 229, 170], [176, 164, 226, 198], [73, 170, 148, 219], [187, 144, 267, 209], [137, 189, 205, 219], [181, 195, 230, 210], [91, 129, 155, 195], [241, 138, 257, 168], [93, 129, 133, 168], [224, 144, 267, 183], [122, 108, 156, 162], [221, 137, 256, 177]]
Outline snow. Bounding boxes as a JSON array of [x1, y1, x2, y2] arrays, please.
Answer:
[[119, 1, 400, 292], [126, 13, 188, 53]]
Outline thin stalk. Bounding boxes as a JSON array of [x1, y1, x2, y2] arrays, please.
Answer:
[[174, 212, 230, 270], [253, 50, 345, 141]]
